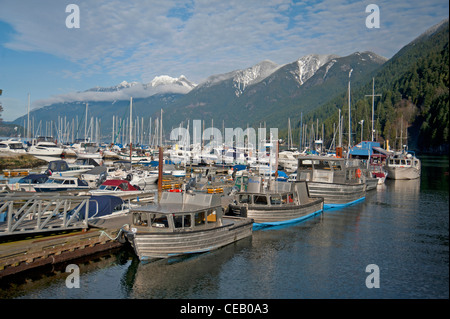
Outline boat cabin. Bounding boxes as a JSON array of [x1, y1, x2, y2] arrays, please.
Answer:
[[130, 192, 223, 233], [233, 180, 311, 207], [387, 154, 420, 168], [296, 156, 363, 184]]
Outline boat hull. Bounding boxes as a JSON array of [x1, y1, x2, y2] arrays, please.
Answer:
[[385, 166, 420, 180], [229, 198, 323, 226], [126, 216, 253, 260], [306, 181, 366, 206]]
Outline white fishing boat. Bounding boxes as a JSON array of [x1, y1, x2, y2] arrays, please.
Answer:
[[123, 192, 254, 260], [385, 150, 421, 180]]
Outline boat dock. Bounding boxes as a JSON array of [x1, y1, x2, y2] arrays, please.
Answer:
[[0, 193, 129, 278]]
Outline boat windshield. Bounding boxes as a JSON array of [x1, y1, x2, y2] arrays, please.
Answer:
[[48, 179, 65, 184], [10, 143, 25, 150], [99, 185, 118, 191]]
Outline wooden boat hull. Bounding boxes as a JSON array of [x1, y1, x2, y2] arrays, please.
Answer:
[[229, 198, 323, 226], [306, 181, 366, 206], [126, 216, 253, 260]]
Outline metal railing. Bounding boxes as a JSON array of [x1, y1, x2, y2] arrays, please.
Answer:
[[0, 193, 90, 236]]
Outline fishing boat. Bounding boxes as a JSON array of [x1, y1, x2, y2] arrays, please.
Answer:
[[0, 139, 26, 154], [33, 176, 90, 192], [385, 150, 421, 180], [348, 141, 389, 186], [296, 156, 366, 208], [227, 176, 323, 227], [123, 192, 253, 260]]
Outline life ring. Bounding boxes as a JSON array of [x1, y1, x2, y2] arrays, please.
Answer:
[[355, 169, 362, 178]]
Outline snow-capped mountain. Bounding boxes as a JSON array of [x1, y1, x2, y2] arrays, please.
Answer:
[[291, 54, 339, 85], [197, 60, 280, 96], [31, 76, 197, 108]]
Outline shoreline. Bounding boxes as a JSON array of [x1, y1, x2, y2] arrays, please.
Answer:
[[0, 153, 48, 172]]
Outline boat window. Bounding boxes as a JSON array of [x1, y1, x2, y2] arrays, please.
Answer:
[[194, 211, 206, 226], [270, 195, 282, 205], [314, 160, 330, 170], [132, 212, 148, 226], [0, 144, 6, 148], [52, 179, 64, 184], [206, 209, 217, 223], [174, 214, 191, 228], [239, 194, 251, 204], [330, 161, 342, 170], [406, 160, 411, 165], [281, 194, 288, 204], [400, 159, 406, 165], [120, 183, 129, 190], [150, 213, 169, 228], [254, 195, 268, 205]]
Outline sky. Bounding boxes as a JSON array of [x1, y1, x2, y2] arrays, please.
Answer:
[[0, 0, 448, 121]]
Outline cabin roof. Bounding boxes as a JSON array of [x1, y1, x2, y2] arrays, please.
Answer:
[[131, 202, 221, 215]]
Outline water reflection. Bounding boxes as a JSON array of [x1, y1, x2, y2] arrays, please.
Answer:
[[122, 237, 253, 298]]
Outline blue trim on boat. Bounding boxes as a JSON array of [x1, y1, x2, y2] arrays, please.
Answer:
[[323, 196, 365, 210], [253, 208, 323, 230]]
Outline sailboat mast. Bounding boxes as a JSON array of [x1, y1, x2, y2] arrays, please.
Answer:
[[129, 97, 133, 162], [348, 69, 353, 154], [365, 77, 381, 142]]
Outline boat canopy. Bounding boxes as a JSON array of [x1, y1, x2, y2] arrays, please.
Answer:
[[71, 195, 124, 219], [17, 174, 49, 184]]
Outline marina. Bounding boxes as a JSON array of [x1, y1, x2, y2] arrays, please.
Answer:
[[0, 154, 447, 300]]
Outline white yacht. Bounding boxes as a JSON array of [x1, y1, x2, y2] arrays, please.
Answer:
[[28, 141, 64, 156], [0, 139, 26, 154]]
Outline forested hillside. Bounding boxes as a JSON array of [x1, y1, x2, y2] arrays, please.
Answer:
[[303, 19, 448, 154]]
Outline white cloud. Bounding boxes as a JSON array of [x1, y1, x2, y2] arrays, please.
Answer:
[[0, 0, 448, 113]]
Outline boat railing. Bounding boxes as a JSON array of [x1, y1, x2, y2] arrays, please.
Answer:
[[0, 193, 91, 237]]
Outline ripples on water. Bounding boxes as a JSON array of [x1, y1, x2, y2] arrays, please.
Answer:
[[0, 156, 448, 299]]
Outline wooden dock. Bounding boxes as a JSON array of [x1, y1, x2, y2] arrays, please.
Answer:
[[0, 192, 131, 278], [0, 215, 129, 278]]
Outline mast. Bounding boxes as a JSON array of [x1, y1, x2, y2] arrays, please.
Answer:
[[347, 69, 353, 156], [365, 77, 381, 142], [129, 97, 133, 162], [84, 103, 88, 141], [27, 93, 31, 140]]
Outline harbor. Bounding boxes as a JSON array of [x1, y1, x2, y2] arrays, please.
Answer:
[[0, 6, 448, 305], [0, 147, 448, 299]]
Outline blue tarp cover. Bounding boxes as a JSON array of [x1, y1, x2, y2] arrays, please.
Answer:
[[73, 195, 124, 219]]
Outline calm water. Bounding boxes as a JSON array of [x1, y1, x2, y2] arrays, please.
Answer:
[[0, 155, 448, 300]]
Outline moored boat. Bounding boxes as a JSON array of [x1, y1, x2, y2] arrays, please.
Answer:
[[123, 192, 254, 260], [296, 156, 366, 208], [227, 177, 323, 227], [0, 139, 26, 154], [33, 176, 90, 192], [385, 150, 421, 180]]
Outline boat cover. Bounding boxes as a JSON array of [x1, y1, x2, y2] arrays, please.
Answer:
[[71, 195, 124, 219]]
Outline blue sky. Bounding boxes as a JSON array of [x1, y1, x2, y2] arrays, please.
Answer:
[[0, 0, 448, 121]]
